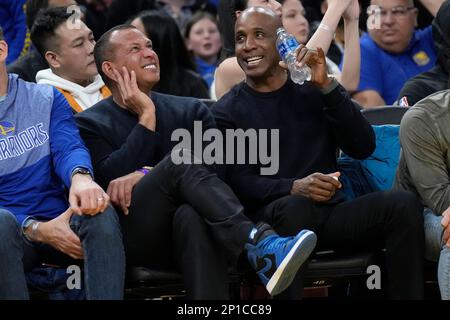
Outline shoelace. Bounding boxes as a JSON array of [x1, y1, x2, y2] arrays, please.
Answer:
[[257, 235, 292, 251]]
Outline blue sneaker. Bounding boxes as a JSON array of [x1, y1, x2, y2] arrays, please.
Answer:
[[246, 230, 317, 296]]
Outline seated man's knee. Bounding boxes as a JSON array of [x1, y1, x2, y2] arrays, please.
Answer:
[[0, 210, 22, 249], [268, 196, 316, 234], [77, 206, 122, 242], [383, 190, 424, 226], [173, 204, 202, 229], [173, 204, 215, 242]]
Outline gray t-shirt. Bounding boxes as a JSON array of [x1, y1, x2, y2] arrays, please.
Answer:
[[395, 89, 450, 215]]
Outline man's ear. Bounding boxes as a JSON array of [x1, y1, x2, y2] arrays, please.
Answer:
[[102, 61, 117, 83], [45, 51, 60, 69], [0, 40, 8, 64], [235, 10, 242, 18]]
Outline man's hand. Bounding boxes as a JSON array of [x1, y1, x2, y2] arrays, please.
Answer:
[[291, 172, 342, 202], [296, 46, 331, 89], [69, 173, 109, 216], [441, 207, 450, 247], [107, 171, 145, 215], [112, 67, 156, 130], [278, 46, 330, 88], [36, 208, 83, 260]]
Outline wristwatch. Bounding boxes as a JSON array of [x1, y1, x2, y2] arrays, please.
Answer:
[[23, 218, 37, 241], [71, 167, 92, 179]]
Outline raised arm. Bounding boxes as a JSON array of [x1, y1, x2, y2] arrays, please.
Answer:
[[336, 0, 361, 92], [306, 0, 353, 54]]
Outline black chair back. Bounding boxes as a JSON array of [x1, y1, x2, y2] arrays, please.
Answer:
[[361, 106, 408, 125]]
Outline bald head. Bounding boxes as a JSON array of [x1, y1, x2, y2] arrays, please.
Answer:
[[235, 6, 282, 32], [234, 6, 286, 86]]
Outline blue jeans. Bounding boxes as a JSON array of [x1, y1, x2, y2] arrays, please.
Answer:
[[423, 208, 450, 300], [0, 207, 125, 300]]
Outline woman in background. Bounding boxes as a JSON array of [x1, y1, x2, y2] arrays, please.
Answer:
[[131, 10, 210, 98]]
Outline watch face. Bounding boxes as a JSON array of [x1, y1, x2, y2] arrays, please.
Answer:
[[23, 219, 34, 229], [73, 168, 90, 175]]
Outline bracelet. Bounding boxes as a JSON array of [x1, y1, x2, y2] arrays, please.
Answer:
[[136, 166, 153, 175], [24, 220, 40, 242], [31, 221, 40, 241], [318, 23, 335, 34]]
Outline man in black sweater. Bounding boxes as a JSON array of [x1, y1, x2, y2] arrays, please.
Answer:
[[212, 7, 425, 299], [75, 24, 317, 299]]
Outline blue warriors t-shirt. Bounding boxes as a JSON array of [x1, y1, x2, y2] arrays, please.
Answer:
[[0, 74, 92, 225], [356, 27, 436, 105]]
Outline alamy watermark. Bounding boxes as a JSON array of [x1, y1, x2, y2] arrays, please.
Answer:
[[366, 265, 381, 290], [66, 5, 82, 30], [171, 121, 279, 176], [66, 265, 82, 290]]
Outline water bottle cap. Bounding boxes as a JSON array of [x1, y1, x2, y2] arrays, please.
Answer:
[[276, 27, 285, 36]]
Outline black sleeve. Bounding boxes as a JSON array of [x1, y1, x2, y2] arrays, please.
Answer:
[[212, 101, 294, 205], [398, 79, 432, 107], [322, 83, 376, 159], [76, 115, 160, 188]]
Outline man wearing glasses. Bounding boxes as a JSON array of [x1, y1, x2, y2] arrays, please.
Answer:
[[353, 0, 444, 108]]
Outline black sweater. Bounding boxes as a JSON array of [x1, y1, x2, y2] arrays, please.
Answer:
[[212, 79, 375, 213], [75, 92, 215, 189]]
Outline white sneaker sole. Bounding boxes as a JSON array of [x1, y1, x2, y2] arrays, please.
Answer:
[[266, 230, 317, 296]]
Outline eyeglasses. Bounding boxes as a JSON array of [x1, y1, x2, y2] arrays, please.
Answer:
[[367, 5, 415, 19]]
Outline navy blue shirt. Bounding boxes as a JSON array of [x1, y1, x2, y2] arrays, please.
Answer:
[[357, 27, 436, 104]]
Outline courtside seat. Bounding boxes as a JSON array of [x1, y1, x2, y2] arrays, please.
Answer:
[[300, 106, 408, 298], [123, 105, 432, 300]]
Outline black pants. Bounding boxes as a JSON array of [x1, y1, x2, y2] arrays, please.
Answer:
[[120, 155, 254, 299], [257, 190, 425, 299]]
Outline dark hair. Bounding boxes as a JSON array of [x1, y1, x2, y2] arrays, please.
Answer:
[[218, 0, 249, 61], [133, 10, 197, 95], [184, 11, 219, 40], [26, 0, 49, 30], [0, 26, 3, 41], [234, 0, 248, 11], [30, 6, 73, 57], [94, 24, 137, 83], [433, 0, 450, 75]]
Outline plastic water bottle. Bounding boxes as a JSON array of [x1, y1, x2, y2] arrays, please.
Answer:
[[276, 27, 311, 85]]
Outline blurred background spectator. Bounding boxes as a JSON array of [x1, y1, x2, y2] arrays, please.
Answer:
[[185, 11, 222, 90], [131, 10, 210, 98]]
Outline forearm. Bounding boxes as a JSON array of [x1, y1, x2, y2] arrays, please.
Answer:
[[50, 89, 94, 187], [138, 110, 156, 131], [96, 124, 159, 185], [338, 18, 360, 92], [307, 2, 346, 54], [322, 83, 375, 158], [229, 167, 295, 204]]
